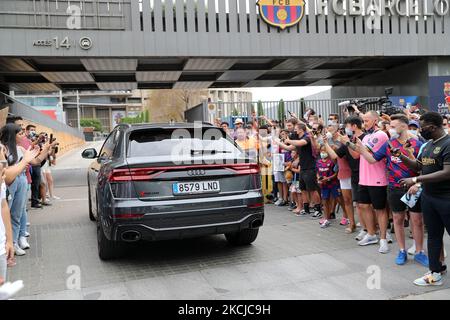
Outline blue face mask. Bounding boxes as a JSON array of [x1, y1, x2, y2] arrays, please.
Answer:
[[408, 130, 418, 136]]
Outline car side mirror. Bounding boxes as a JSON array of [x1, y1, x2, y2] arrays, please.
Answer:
[[82, 148, 98, 159]]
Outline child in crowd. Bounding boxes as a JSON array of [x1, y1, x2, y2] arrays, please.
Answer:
[[316, 146, 341, 228], [273, 130, 290, 206], [289, 150, 303, 215]]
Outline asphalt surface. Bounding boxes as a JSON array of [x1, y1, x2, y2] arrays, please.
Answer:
[[5, 143, 450, 300]]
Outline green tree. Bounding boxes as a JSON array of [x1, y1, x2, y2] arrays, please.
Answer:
[[121, 110, 150, 125], [232, 107, 239, 116], [278, 99, 286, 123], [257, 100, 265, 125]]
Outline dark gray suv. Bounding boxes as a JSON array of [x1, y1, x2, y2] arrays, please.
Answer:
[[82, 123, 264, 260]]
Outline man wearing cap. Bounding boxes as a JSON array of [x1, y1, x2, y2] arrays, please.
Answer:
[[408, 120, 426, 143], [232, 118, 244, 140]]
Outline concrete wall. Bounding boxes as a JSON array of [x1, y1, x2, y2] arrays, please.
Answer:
[[330, 59, 430, 106], [1, 0, 450, 57]]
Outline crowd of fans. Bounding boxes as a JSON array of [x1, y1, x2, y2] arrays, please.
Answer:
[[219, 105, 450, 287], [0, 115, 59, 287]]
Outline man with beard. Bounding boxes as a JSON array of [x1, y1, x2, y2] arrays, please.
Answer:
[[399, 112, 450, 286]]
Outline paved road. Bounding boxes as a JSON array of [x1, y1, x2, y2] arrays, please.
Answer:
[[6, 144, 450, 300]]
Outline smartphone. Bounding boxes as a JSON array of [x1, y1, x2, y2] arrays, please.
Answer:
[[50, 134, 54, 143]]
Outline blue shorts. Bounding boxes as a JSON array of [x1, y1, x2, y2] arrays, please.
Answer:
[[321, 185, 341, 200]]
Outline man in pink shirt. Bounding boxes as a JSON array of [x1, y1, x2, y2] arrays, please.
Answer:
[[354, 111, 390, 254]]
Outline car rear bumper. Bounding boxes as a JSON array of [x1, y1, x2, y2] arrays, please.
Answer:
[[113, 209, 264, 241], [106, 191, 264, 241]]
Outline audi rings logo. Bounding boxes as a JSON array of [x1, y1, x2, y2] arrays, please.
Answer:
[[187, 169, 206, 176], [79, 37, 92, 50]]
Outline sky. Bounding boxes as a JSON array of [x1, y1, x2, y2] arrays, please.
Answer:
[[249, 86, 331, 101]]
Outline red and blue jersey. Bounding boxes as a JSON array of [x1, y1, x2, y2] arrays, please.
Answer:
[[316, 159, 339, 189], [372, 138, 423, 187]]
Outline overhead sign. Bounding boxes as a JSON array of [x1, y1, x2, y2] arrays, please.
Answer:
[[257, 0, 305, 30], [257, 0, 450, 30], [33, 36, 93, 50]]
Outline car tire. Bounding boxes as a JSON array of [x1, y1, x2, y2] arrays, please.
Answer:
[[97, 218, 124, 260], [88, 181, 95, 222], [225, 228, 259, 246]]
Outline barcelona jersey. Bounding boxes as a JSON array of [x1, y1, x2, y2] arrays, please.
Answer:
[[316, 159, 339, 189], [372, 138, 423, 188]]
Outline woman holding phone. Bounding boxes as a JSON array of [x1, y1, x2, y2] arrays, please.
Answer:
[[0, 124, 47, 256], [0, 148, 14, 281]]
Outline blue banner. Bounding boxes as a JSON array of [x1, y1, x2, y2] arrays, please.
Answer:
[[429, 76, 450, 114]]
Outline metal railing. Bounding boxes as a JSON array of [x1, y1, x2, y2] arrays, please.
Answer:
[[0, 92, 84, 139], [0, 0, 129, 30], [205, 98, 380, 124]]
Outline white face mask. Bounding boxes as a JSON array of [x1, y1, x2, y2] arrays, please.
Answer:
[[408, 130, 418, 136], [320, 152, 328, 159], [345, 128, 354, 137], [328, 120, 338, 126], [389, 128, 400, 140]]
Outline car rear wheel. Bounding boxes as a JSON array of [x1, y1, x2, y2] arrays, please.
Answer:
[[225, 228, 259, 246], [97, 218, 124, 260]]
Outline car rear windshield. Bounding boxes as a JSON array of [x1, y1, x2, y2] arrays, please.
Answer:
[[128, 128, 242, 157]]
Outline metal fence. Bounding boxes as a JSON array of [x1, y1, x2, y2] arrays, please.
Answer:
[[204, 98, 380, 125], [0, 92, 84, 139]]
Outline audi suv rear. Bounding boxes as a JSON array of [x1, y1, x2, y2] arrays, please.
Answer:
[[82, 123, 264, 260]]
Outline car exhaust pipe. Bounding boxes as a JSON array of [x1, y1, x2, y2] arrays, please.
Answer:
[[250, 219, 263, 229], [121, 231, 141, 242]]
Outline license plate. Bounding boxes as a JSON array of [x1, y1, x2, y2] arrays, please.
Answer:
[[173, 181, 220, 195]]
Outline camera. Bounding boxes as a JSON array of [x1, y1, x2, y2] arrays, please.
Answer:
[[338, 99, 369, 114]]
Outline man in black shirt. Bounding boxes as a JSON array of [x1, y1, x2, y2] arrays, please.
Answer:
[[399, 112, 450, 286], [278, 122, 322, 216], [324, 116, 367, 235], [285, 118, 299, 140]]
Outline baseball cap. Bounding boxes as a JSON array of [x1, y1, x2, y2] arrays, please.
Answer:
[[408, 120, 420, 128]]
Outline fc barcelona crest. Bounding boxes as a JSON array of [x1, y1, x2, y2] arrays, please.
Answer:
[[257, 0, 305, 30]]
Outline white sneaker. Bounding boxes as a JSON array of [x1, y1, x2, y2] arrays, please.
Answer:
[[355, 230, 367, 241], [408, 241, 416, 255], [378, 239, 390, 254], [358, 234, 379, 246], [24, 232, 30, 238], [26, 222, 30, 227], [52, 195, 61, 200], [413, 271, 443, 286], [14, 243, 26, 256], [0, 280, 24, 300], [274, 199, 282, 206], [386, 231, 393, 244], [18, 237, 30, 250], [320, 220, 331, 229]]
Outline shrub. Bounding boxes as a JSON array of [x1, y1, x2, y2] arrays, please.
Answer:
[[80, 119, 102, 132]]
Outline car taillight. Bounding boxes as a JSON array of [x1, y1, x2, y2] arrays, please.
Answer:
[[114, 213, 145, 219], [225, 163, 260, 175], [247, 203, 264, 208], [108, 169, 157, 182]]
